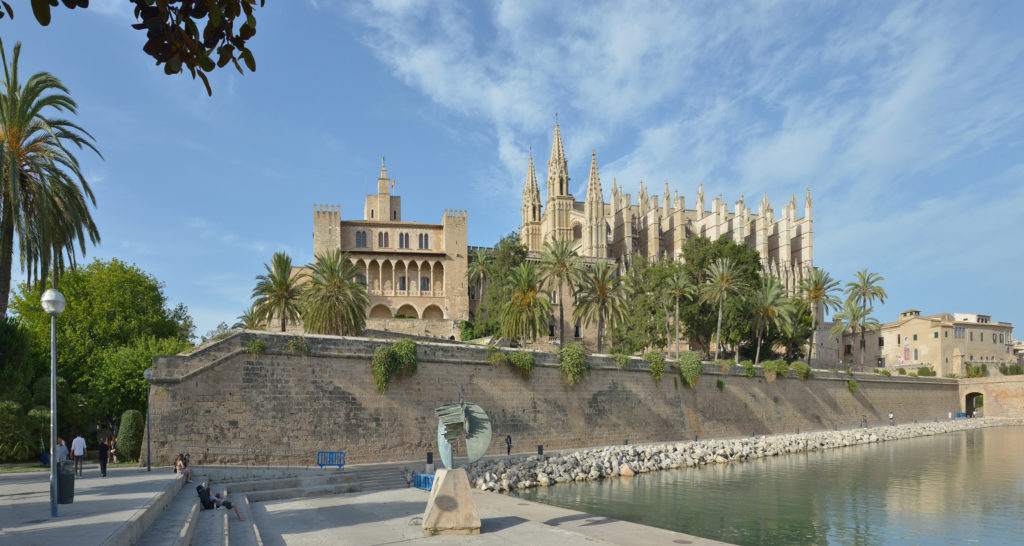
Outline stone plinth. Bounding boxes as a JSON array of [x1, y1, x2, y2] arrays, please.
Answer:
[[422, 468, 480, 535]]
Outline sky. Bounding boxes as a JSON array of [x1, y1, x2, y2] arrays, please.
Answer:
[[4, 0, 1023, 340]]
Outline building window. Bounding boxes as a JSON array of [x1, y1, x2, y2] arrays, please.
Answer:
[[945, 331, 948, 338], [421, 277, 429, 291], [356, 274, 366, 288], [469, 285, 476, 300], [574, 323, 582, 339], [914, 349, 918, 361], [398, 233, 409, 249], [355, 231, 368, 248], [897, 334, 901, 345], [970, 332, 973, 341], [913, 334, 917, 341], [934, 331, 938, 339], [371, 210, 374, 218], [549, 324, 556, 337], [422, 234, 429, 249], [844, 344, 853, 356], [981, 333, 984, 341], [879, 337, 884, 347], [1000, 333, 1004, 343], [398, 276, 406, 291], [392, 210, 397, 220]]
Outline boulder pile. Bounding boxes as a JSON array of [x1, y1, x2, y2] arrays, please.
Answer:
[[466, 418, 1023, 492]]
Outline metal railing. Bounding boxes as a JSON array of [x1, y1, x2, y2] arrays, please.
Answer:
[[180, 445, 315, 468]]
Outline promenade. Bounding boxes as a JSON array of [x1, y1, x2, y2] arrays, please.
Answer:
[[0, 464, 181, 546]]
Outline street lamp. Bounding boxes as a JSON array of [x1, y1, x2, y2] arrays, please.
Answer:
[[143, 368, 153, 472], [41, 288, 65, 518]]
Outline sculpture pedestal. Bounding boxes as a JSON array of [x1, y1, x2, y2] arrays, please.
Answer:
[[422, 468, 481, 535]]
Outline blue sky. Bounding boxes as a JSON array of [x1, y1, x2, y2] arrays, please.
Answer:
[[5, 0, 1023, 339]]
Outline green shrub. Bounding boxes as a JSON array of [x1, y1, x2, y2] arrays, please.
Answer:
[[508, 351, 536, 379], [897, 368, 907, 375], [286, 337, 310, 354], [0, 401, 32, 462], [965, 363, 988, 378], [847, 379, 858, 394], [559, 343, 589, 385], [740, 360, 755, 378], [762, 360, 790, 376], [716, 378, 724, 391], [611, 352, 630, 369], [946, 373, 958, 378], [880, 370, 892, 376], [845, 366, 853, 377], [459, 320, 477, 341], [678, 351, 702, 388], [644, 350, 666, 385], [486, 345, 507, 366], [873, 369, 879, 374], [790, 361, 813, 380], [999, 363, 1023, 376], [371, 340, 418, 393], [244, 339, 267, 354], [119, 409, 145, 462], [917, 367, 936, 377], [908, 372, 917, 377]]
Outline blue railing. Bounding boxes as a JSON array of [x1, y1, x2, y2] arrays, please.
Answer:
[[413, 473, 435, 491], [316, 451, 346, 469]]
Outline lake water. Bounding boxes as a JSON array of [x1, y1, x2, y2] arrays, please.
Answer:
[[510, 425, 1024, 545]]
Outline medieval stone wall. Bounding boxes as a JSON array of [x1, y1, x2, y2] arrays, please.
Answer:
[[145, 332, 961, 466]]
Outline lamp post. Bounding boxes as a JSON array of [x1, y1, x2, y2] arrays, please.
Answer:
[[41, 288, 65, 518], [143, 368, 153, 472]]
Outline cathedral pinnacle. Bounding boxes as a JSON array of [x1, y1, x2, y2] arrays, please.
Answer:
[[585, 150, 602, 203], [379, 155, 388, 179]]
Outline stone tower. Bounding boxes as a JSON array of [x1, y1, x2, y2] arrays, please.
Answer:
[[544, 120, 575, 243], [521, 154, 543, 252], [582, 151, 607, 258]]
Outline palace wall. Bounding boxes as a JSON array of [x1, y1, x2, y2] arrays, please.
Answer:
[[145, 332, 962, 466]]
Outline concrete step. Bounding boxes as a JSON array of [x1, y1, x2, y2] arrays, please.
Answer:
[[245, 481, 361, 502], [135, 478, 201, 546], [226, 496, 259, 546], [355, 468, 409, 492], [193, 506, 229, 546], [212, 472, 356, 494]]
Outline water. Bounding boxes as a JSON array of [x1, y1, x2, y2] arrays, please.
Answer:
[[510, 426, 1024, 545]]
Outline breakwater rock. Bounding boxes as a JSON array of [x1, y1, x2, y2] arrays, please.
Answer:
[[467, 418, 1024, 492]]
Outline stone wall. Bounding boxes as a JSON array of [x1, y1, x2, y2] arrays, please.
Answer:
[[960, 376, 1024, 417], [145, 332, 962, 466]]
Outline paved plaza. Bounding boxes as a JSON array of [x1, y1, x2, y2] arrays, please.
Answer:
[[0, 464, 181, 546]]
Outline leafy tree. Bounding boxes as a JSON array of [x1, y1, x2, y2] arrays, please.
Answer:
[[9, 258, 194, 393], [843, 270, 886, 367], [2, 1, 265, 96], [538, 237, 582, 347], [830, 300, 879, 368], [201, 321, 232, 343], [300, 249, 368, 336], [701, 257, 749, 361], [89, 335, 190, 425], [609, 256, 671, 355], [573, 260, 625, 354], [750, 276, 790, 365], [777, 299, 814, 361], [475, 233, 528, 337], [499, 262, 551, 344], [797, 268, 842, 365], [665, 261, 695, 359], [252, 251, 305, 332], [119, 408, 144, 462], [234, 303, 261, 329], [0, 316, 39, 407], [677, 237, 762, 357], [0, 38, 100, 319], [466, 247, 492, 316]]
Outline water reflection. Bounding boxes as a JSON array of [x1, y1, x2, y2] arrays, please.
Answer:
[[510, 426, 1024, 545]]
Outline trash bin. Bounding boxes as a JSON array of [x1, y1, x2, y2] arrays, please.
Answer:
[[58, 461, 75, 504]]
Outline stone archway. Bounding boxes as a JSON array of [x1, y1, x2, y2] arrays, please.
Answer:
[[422, 304, 444, 319], [369, 304, 392, 319], [396, 304, 419, 318], [965, 392, 984, 417]]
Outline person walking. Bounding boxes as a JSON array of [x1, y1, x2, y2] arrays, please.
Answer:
[[71, 433, 86, 477], [888, 411, 895, 426], [56, 437, 69, 464], [98, 439, 110, 477], [505, 434, 513, 456]]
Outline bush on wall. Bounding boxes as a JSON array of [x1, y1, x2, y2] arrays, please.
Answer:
[[507, 351, 536, 380], [559, 343, 589, 386], [678, 352, 701, 388], [644, 350, 666, 385], [371, 339, 418, 393]]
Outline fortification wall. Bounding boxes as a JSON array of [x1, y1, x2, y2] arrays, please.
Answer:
[[145, 332, 961, 465]]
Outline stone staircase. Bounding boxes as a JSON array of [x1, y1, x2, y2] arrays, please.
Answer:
[[133, 466, 410, 545]]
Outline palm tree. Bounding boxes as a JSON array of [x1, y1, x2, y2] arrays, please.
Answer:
[[750, 276, 790, 365], [466, 248, 492, 313], [234, 304, 262, 330], [700, 258, 749, 361], [778, 299, 815, 361], [252, 252, 305, 332], [665, 261, 695, 359], [573, 260, 625, 354], [844, 269, 887, 368], [797, 268, 842, 365], [499, 262, 551, 344], [830, 300, 880, 368], [300, 249, 368, 336], [539, 236, 582, 347], [0, 38, 100, 317]]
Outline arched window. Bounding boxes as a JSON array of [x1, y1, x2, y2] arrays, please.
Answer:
[[392, 210, 397, 220], [384, 232, 389, 248], [371, 210, 374, 218], [421, 277, 430, 291], [423, 234, 429, 249], [572, 224, 582, 240], [378, 232, 383, 247], [356, 274, 367, 288], [418, 234, 424, 249]]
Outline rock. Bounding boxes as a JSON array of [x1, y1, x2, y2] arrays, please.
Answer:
[[619, 463, 635, 477]]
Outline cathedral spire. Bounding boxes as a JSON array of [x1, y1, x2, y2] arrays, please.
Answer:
[[546, 116, 570, 199], [585, 150, 602, 203], [805, 187, 812, 219]]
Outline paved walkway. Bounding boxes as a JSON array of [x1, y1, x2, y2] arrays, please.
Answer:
[[253, 487, 728, 545], [0, 465, 181, 546]]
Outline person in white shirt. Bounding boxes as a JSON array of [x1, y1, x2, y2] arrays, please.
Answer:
[[71, 434, 86, 476]]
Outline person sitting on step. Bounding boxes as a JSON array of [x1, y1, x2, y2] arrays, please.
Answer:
[[210, 490, 245, 521]]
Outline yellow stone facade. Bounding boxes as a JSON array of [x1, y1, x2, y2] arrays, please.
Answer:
[[840, 309, 1015, 376], [312, 160, 469, 324]]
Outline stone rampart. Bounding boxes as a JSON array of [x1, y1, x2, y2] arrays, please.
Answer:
[[145, 332, 961, 465]]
